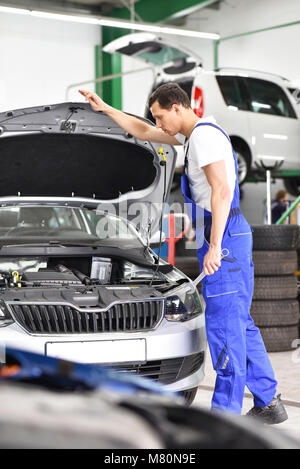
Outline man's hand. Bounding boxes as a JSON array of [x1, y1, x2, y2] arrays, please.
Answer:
[[79, 89, 108, 112], [78, 89, 181, 146], [203, 245, 222, 276]]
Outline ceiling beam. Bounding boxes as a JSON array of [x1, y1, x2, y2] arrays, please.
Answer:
[[109, 0, 220, 23]]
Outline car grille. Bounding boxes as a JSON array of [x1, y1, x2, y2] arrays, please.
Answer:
[[107, 352, 205, 385], [8, 300, 163, 334]]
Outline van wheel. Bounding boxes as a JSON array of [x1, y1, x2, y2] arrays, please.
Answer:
[[234, 149, 250, 185], [180, 387, 198, 406], [283, 177, 300, 196]]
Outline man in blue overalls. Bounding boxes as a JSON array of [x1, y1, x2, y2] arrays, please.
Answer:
[[79, 84, 288, 424]]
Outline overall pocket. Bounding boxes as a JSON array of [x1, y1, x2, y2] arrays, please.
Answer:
[[205, 279, 239, 298]]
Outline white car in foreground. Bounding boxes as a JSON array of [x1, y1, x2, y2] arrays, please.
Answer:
[[0, 102, 206, 405]]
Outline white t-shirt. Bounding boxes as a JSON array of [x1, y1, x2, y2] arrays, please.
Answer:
[[175, 117, 236, 212]]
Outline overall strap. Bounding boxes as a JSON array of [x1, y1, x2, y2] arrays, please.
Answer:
[[182, 121, 241, 217], [184, 122, 231, 171]]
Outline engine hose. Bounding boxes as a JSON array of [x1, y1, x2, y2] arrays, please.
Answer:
[[56, 264, 91, 285]]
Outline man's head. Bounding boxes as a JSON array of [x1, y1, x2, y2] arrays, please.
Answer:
[[275, 190, 289, 204], [148, 82, 192, 135]]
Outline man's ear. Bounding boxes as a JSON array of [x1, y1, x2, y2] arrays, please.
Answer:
[[172, 103, 182, 114]]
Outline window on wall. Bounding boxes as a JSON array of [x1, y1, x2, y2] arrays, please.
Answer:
[[245, 78, 297, 118], [216, 76, 249, 111]]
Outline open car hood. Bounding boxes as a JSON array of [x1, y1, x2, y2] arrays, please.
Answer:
[[0, 102, 177, 237]]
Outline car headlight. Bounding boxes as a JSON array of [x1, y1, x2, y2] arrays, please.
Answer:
[[0, 301, 14, 328], [164, 290, 204, 322]]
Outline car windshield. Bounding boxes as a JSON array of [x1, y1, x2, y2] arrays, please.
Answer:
[[0, 205, 144, 248]]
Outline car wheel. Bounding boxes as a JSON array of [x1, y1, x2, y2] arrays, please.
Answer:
[[180, 387, 198, 406], [283, 177, 300, 196], [234, 148, 250, 185]]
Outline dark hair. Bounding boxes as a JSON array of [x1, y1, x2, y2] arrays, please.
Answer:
[[275, 190, 288, 201], [148, 82, 191, 110]]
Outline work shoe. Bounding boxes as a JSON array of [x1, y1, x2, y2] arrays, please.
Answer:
[[246, 394, 288, 425]]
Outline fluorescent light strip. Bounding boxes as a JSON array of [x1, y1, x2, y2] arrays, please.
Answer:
[[0, 6, 30, 15], [0, 5, 220, 40], [32, 10, 100, 25]]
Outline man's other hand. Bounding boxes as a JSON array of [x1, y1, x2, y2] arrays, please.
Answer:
[[203, 245, 222, 276]]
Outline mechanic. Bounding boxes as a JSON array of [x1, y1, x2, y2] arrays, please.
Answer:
[[79, 84, 288, 424]]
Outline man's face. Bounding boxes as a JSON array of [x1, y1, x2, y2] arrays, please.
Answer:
[[150, 101, 183, 136]]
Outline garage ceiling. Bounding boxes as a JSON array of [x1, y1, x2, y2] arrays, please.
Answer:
[[0, 0, 221, 23]]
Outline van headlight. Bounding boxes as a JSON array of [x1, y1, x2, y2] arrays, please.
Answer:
[[164, 290, 204, 322]]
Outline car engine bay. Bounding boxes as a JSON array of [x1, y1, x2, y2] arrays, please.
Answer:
[[0, 255, 190, 334]]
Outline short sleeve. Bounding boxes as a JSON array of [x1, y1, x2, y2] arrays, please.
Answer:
[[189, 126, 230, 169]]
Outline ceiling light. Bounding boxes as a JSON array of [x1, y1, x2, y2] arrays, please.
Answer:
[[31, 10, 100, 25], [0, 6, 30, 15], [0, 5, 220, 40]]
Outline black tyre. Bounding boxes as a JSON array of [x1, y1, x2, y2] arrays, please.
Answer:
[[252, 250, 298, 276], [259, 325, 299, 352], [251, 300, 300, 327], [252, 225, 300, 251], [180, 387, 198, 406], [253, 276, 298, 300], [284, 177, 300, 197]]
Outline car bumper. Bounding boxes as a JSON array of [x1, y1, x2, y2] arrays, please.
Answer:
[[0, 314, 206, 392]]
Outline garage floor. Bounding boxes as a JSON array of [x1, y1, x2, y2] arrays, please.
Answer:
[[192, 349, 300, 444]]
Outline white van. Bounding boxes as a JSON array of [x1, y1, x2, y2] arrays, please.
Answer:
[[104, 33, 300, 196]]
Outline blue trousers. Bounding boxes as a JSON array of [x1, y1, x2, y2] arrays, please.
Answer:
[[198, 215, 277, 414]]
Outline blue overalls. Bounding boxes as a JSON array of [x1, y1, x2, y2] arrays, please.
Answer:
[[181, 122, 277, 414]]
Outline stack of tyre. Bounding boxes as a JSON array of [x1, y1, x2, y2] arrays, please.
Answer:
[[251, 225, 300, 352]]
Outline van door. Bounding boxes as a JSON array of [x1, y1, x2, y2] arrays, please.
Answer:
[[243, 77, 300, 170], [103, 32, 202, 75]]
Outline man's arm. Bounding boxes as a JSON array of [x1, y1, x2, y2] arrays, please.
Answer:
[[202, 160, 232, 276], [79, 90, 181, 146]]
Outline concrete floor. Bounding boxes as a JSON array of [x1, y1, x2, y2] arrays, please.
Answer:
[[192, 349, 300, 445]]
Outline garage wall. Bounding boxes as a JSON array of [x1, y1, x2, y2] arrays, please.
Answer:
[[184, 0, 300, 81], [0, 12, 100, 112]]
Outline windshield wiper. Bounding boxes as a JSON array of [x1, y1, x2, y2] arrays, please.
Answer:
[[0, 241, 100, 249]]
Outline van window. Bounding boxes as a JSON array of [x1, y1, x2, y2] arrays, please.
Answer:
[[216, 76, 249, 110], [246, 78, 297, 118], [118, 42, 189, 66]]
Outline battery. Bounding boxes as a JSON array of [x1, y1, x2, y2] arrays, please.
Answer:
[[90, 257, 112, 283]]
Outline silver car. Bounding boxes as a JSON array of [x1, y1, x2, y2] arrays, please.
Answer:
[[0, 102, 206, 404]]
